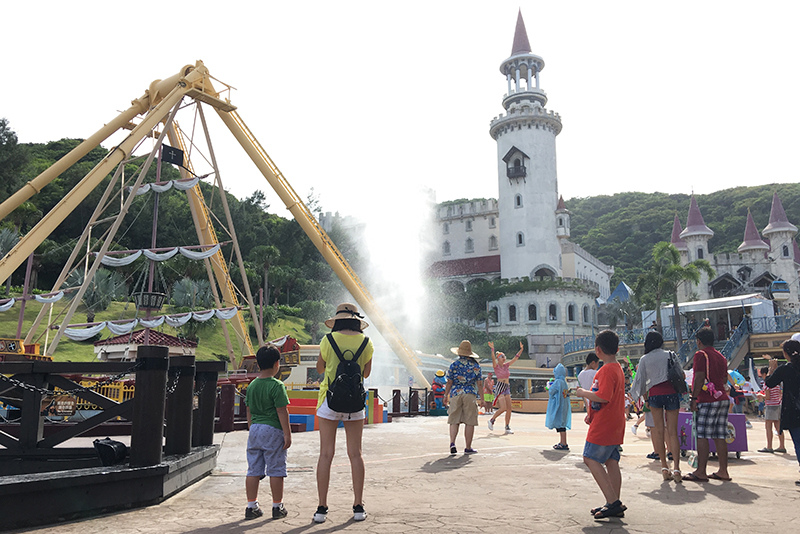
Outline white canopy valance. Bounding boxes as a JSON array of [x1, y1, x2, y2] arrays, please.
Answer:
[[131, 177, 200, 196], [100, 244, 220, 267]]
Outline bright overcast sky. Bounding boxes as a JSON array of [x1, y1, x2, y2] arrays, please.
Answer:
[[5, 1, 800, 218]]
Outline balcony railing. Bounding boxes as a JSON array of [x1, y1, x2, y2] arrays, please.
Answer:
[[507, 165, 526, 179]]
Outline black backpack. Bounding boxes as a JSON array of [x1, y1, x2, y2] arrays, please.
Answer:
[[326, 334, 369, 414]]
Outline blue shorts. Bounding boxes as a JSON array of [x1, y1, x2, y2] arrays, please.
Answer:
[[246, 423, 287, 478], [583, 441, 621, 465], [648, 393, 681, 411]]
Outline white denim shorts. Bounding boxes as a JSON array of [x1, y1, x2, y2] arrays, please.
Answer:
[[316, 397, 366, 422]]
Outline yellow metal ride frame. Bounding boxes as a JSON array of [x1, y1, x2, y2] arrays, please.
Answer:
[[0, 61, 430, 388]]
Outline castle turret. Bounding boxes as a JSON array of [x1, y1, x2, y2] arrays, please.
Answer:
[[490, 10, 563, 279], [556, 195, 570, 240], [679, 195, 713, 299], [670, 213, 688, 252], [762, 193, 799, 309], [738, 209, 770, 254]]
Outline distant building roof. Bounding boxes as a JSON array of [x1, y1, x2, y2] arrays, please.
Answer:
[[429, 255, 501, 278], [607, 282, 634, 303], [94, 329, 197, 348]]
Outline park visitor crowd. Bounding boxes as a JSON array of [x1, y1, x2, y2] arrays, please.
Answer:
[[239, 300, 800, 524]]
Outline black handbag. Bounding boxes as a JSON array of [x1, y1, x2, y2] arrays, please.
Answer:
[[667, 351, 688, 394]]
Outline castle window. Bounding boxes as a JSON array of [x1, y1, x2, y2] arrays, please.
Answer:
[[489, 235, 498, 250], [697, 248, 704, 260], [509, 305, 517, 322], [583, 305, 590, 324], [528, 304, 537, 321], [465, 238, 474, 253], [783, 245, 790, 258], [489, 217, 496, 228], [443, 223, 449, 234], [515, 194, 523, 208], [491, 306, 499, 324], [443, 241, 450, 255], [567, 304, 576, 323], [548, 303, 558, 322], [558, 217, 563, 227], [466, 220, 473, 232], [517, 232, 525, 246]]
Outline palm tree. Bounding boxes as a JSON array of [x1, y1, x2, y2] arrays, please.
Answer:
[[636, 242, 714, 346], [249, 245, 280, 306]]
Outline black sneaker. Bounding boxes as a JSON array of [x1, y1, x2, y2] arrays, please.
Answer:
[[313, 505, 328, 523], [353, 504, 367, 521], [245, 504, 263, 520], [272, 504, 288, 519]]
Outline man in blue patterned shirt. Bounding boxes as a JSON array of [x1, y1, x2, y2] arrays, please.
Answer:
[[444, 340, 483, 454]]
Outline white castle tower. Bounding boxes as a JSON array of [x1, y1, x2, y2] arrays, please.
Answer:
[[489, 11, 563, 280]]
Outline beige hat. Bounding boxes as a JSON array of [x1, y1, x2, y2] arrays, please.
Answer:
[[324, 303, 369, 330], [450, 340, 479, 359]]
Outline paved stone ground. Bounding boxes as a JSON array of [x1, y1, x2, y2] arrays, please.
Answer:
[[8, 412, 800, 533]]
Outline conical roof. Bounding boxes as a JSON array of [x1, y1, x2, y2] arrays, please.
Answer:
[[738, 209, 770, 252], [762, 192, 798, 236], [511, 10, 531, 55], [670, 214, 688, 251], [556, 195, 568, 212], [679, 195, 714, 238]]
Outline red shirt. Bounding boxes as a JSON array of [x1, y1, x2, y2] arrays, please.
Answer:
[[586, 361, 626, 446], [692, 347, 730, 404]]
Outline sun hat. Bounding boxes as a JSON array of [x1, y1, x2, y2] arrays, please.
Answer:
[[791, 332, 800, 342], [450, 340, 479, 359], [435, 370, 445, 377], [324, 303, 369, 330]]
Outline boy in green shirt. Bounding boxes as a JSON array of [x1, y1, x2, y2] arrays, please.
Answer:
[[244, 344, 292, 520]]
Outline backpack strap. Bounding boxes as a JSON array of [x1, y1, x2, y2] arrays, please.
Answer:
[[326, 334, 370, 363]]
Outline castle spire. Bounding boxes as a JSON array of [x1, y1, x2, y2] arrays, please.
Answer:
[[762, 192, 798, 236], [679, 195, 714, 239], [511, 9, 532, 55], [670, 213, 688, 251], [738, 209, 770, 252]]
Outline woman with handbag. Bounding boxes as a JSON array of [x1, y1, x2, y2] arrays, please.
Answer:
[[629, 331, 683, 482], [764, 338, 800, 486]]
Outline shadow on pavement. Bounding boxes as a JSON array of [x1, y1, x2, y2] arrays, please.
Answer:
[[420, 454, 472, 473]]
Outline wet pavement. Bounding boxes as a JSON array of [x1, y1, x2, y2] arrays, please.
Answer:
[[7, 412, 800, 533]]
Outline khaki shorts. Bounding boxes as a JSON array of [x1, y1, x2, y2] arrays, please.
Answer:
[[448, 393, 479, 426]]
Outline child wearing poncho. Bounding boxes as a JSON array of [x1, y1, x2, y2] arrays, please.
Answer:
[[546, 363, 572, 450]]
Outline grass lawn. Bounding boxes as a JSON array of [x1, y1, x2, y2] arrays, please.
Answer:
[[0, 299, 311, 364]]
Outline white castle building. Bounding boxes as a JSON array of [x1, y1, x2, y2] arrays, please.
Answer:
[[672, 193, 800, 313], [428, 12, 613, 367]]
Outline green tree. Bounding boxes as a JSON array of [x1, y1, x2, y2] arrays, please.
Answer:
[[0, 118, 28, 199], [0, 227, 19, 295], [63, 268, 127, 323], [635, 242, 715, 346], [297, 299, 331, 343]]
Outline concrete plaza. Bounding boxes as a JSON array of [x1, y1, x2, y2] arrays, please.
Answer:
[[8, 412, 799, 533]]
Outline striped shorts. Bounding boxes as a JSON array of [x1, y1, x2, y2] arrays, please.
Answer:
[[494, 381, 511, 397], [695, 400, 729, 440]]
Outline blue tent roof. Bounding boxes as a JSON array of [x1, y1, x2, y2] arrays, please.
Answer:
[[607, 282, 634, 303]]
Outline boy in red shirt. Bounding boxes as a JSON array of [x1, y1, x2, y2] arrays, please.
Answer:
[[575, 330, 626, 520]]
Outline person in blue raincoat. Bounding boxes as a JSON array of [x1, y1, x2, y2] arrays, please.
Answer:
[[546, 363, 572, 450]]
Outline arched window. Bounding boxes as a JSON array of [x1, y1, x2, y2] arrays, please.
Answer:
[[568, 304, 576, 322], [489, 235, 498, 250], [515, 194, 523, 208], [509, 305, 517, 322], [465, 238, 474, 253], [443, 222, 449, 234], [783, 245, 790, 257], [548, 304, 558, 321], [516, 232, 525, 246], [443, 241, 450, 255], [465, 220, 473, 232], [697, 248, 704, 260], [583, 305, 590, 324], [528, 304, 537, 321], [558, 217, 563, 227], [491, 306, 499, 324]]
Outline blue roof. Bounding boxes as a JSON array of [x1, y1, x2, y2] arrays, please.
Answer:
[[607, 282, 634, 303]]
